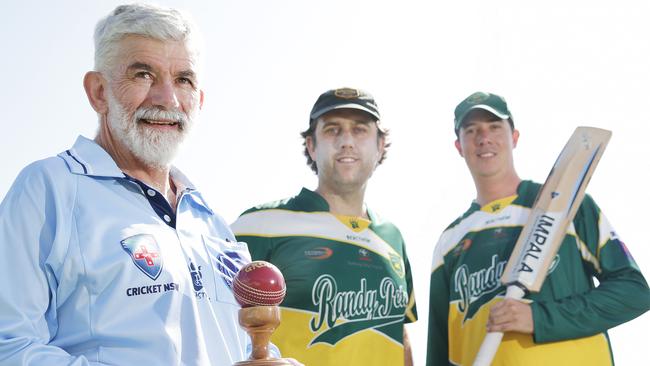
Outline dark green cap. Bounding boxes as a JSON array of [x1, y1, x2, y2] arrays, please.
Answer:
[[454, 91, 513, 133], [310, 87, 381, 123]]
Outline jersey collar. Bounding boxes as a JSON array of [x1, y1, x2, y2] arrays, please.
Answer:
[[59, 135, 214, 214], [59, 135, 122, 177], [298, 187, 379, 225]]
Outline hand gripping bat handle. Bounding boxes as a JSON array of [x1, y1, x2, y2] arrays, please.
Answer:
[[472, 285, 526, 366]]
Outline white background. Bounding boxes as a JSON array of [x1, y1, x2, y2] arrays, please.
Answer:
[[1, 1, 648, 364]]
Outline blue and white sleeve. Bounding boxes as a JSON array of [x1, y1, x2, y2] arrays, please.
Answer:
[[0, 163, 95, 365]]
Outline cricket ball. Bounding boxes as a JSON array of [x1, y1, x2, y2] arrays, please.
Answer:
[[233, 261, 286, 308]]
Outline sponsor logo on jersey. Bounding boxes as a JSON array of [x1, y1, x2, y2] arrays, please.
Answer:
[[305, 247, 333, 260], [493, 228, 507, 238], [454, 254, 507, 322], [484, 214, 512, 226], [345, 234, 370, 243], [309, 274, 408, 346], [188, 261, 204, 291], [121, 234, 163, 280], [188, 260, 208, 299], [452, 238, 473, 257], [214, 251, 248, 289], [358, 248, 371, 261]]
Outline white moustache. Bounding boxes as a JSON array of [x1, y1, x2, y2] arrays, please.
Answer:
[[135, 108, 189, 130]]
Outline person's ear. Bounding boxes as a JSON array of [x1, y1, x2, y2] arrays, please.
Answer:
[[455, 139, 464, 157], [83, 71, 109, 114]]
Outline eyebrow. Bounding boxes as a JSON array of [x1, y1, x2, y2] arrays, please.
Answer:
[[463, 119, 503, 128], [127, 62, 153, 72], [126, 63, 197, 80], [177, 70, 197, 80], [320, 121, 340, 128], [320, 119, 373, 128]]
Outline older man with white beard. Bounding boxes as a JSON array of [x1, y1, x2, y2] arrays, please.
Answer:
[[0, 4, 253, 365]]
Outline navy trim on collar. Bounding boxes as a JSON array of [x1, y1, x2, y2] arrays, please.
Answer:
[[65, 150, 88, 174]]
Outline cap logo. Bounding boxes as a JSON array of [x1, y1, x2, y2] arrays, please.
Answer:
[[466, 92, 490, 103], [334, 88, 360, 99]]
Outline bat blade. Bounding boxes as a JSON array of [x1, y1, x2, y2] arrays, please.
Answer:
[[472, 126, 611, 366], [501, 126, 611, 292]]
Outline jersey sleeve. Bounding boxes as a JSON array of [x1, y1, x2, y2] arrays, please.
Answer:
[[403, 246, 418, 324], [234, 234, 275, 261], [426, 235, 451, 366], [231, 212, 276, 261], [0, 163, 96, 365], [531, 194, 650, 342]]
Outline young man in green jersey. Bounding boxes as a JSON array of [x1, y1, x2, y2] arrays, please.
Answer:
[[232, 88, 417, 366], [425, 91, 650, 366]]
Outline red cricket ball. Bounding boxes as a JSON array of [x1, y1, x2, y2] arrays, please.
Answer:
[[233, 261, 286, 308]]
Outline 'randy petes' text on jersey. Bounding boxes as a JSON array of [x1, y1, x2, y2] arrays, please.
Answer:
[[232, 188, 417, 366], [426, 180, 650, 366]]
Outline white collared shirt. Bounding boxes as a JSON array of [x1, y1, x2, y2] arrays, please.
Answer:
[[0, 136, 251, 365]]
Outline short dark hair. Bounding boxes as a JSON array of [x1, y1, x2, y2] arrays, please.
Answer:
[[300, 117, 390, 174]]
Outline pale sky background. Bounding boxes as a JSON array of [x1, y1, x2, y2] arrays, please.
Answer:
[[2, 0, 649, 364]]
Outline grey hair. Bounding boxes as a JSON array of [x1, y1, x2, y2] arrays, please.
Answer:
[[93, 3, 203, 73]]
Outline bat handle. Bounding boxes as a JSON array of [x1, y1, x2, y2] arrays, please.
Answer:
[[472, 285, 526, 366]]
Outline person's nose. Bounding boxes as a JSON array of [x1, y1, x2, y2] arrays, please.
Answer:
[[149, 79, 180, 111]]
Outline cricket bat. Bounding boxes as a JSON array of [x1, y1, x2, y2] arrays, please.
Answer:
[[472, 126, 612, 366]]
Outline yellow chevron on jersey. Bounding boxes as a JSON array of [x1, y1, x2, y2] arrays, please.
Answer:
[[448, 297, 612, 366], [275, 308, 404, 365], [480, 194, 517, 213]]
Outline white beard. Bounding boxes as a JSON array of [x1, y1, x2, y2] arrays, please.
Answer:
[[105, 91, 197, 169]]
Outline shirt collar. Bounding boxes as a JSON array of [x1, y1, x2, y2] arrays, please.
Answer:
[[59, 135, 214, 214], [171, 167, 214, 215], [299, 187, 376, 223], [58, 135, 123, 177]]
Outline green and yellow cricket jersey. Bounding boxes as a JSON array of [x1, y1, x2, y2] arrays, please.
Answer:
[[232, 188, 417, 366], [426, 180, 650, 366]]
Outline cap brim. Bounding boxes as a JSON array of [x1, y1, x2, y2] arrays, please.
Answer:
[[468, 105, 510, 119], [310, 103, 380, 121], [456, 104, 510, 130]]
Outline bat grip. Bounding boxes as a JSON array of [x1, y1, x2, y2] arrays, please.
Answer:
[[472, 285, 526, 366]]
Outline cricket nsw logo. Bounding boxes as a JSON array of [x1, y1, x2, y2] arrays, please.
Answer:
[[308, 274, 408, 346], [121, 234, 163, 280]]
